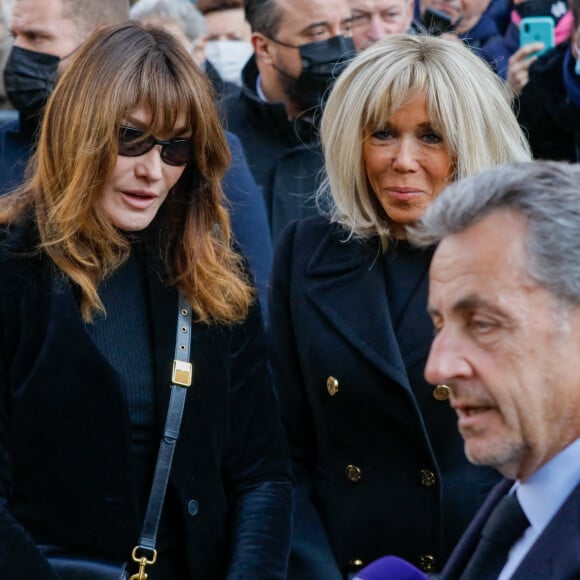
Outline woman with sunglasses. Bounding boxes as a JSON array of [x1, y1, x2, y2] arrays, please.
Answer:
[[0, 22, 292, 580]]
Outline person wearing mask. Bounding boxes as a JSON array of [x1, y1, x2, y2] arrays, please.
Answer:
[[269, 34, 531, 580], [0, 0, 130, 194], [349, 0, 425, 52], [414, 160, 580, 580], [130, 0, 240, 98], [130, 0, 209, 73], [0, 21, 292, 580], [196, 0, 254, 87], [221, 0, 356, 242], [515, 0, 580, 160]]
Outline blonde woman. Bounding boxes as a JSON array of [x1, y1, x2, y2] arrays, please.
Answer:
[[269, 33, 531, 580]]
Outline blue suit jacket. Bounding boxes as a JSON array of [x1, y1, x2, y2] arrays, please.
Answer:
[[441, 478, 580, 579]]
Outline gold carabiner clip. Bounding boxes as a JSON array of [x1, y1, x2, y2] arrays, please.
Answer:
[[129, 546, 157, 580]]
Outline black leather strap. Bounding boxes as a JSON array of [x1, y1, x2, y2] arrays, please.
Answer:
[[137, 291, 193, 553]]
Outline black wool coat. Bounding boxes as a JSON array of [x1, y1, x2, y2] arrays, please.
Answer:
[[269, 216, 500, 578], [0, 220, 293, 580]]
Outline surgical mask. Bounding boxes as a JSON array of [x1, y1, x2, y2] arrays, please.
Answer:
[[4, 46, 60, 120], [205, 40, 253, 86], [271, 35, 356, 114], [575, 45, 580, 75]]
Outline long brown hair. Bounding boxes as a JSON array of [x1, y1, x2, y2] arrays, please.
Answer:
[[0, 23, 254, 323]]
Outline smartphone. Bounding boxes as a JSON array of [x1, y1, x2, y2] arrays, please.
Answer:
[[422, 7, 455, 36], [519, 16, 554, 57]]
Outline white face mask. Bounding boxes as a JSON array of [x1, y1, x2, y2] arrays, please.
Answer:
[[204, 40, 254, 86]]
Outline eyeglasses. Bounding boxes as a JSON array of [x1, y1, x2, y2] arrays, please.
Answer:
[[118, 126, 193, 166]]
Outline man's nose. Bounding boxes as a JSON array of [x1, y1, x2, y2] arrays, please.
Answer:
[[424, 328, 472, 385], [367, 15, 387, 42]]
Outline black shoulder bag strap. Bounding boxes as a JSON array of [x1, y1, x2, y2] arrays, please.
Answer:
[[129, 291, 193, 580]]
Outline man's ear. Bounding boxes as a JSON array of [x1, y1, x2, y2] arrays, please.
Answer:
[[252, 32, 275, 65]]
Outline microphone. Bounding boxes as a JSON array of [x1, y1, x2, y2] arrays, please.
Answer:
[[352, 556, 429, 580]]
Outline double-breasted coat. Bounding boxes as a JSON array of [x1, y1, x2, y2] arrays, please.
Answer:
[[269, 216, 500, 578], [0, 220, 293, 579]]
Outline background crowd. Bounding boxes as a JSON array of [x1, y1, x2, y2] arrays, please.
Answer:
[[0, 0, 578, 579]]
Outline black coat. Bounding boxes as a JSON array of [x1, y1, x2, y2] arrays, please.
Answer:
[[0, 220, 293, 579], [221, 57, 324, 242], [269, 216, 500, 578], [517, 42, 580, 162]]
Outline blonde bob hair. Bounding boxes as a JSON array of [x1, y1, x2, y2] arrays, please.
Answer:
[[318, 34, 532, 242], [0, 22, 253, 323]]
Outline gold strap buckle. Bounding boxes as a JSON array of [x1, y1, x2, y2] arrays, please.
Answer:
[[172, 360, 192, 386], [130, 546, 157, 580]]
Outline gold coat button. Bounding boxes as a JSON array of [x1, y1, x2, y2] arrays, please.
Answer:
[[419, 554, 436, 572], [326, 376, 339, 396], [433, 384, 451, 401], [345, 464, 362, 482], [348, 559, 365, 570], [420, 469, 437, 487]]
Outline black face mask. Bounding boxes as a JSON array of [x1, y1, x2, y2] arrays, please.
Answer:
[[4, 46, 60, 120], [272, 35, 356, 114]]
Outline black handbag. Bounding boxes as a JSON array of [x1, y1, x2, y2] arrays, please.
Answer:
[[42, 292, 194, 580], [38, 547, 128, 580]]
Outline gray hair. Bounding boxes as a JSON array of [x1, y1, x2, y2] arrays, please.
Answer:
[[317, 34, 531, 243], [130, 0, 207, 41], [61, 0, 130, 37], [412, 160, 580, 304]]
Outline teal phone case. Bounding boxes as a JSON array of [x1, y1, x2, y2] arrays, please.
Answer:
[[519, 16, 555, 57]]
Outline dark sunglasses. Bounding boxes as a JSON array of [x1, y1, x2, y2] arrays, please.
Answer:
[[118, 126, 193, 166]]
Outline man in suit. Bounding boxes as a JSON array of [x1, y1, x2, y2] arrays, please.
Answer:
[[414, 159, 580, 579]]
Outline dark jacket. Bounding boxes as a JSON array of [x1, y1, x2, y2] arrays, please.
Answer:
[[517, 42, 580, 162], [441, 478, 580, 579], [221, 57, 324, 242], [0, 220, 292, 579], [269, 216, 500, 578], [479, 21, 520, 78]]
